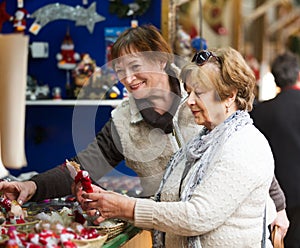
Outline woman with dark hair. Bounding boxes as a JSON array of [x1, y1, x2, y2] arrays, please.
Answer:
[[0, 25, 200, 200]]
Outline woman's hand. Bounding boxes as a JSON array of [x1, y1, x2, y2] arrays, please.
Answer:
[[271, 209, 290, 238], [0, 181, 37, 205], [82, 188, 136, 225], [73, 181, 102, 206]]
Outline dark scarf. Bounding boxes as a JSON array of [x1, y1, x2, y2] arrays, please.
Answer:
[[135, 72, 181, 134]]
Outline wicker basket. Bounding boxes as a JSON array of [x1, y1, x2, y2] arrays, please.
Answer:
[[3, 219, 39, 233], [90, 220, 127, 240], [72, 233, 108, 248]]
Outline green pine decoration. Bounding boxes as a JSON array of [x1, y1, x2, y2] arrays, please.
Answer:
[[109, 0, 151, 18]]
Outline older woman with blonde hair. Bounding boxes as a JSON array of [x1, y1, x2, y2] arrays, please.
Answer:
[[81, 47, 277, 247]]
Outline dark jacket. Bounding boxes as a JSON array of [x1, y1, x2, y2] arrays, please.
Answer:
[[251, 89, 300, 209], [29, 118, 123, 201]]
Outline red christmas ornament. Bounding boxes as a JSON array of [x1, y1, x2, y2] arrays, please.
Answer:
[[56, 31, 80, 70], [0, 1, 11, 31], [74, 170, 93, 193], [62, 240, 77, 248]]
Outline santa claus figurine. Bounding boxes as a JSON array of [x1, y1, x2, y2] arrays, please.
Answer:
[[74, 170, 93, 193], [11, 8, 30, 33], [56, 31, 80, 70]]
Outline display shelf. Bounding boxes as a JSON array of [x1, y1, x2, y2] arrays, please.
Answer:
[[26, 99, 123, 107]]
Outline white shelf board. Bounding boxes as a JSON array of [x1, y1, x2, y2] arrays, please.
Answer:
[[26, 99, 123, 107]]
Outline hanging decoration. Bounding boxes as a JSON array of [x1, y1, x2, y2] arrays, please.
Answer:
[[17, 0, 23, 8], [174, 25, 192, 59], [191, 37, 207, 52], [11, 7, 30, 33], [174, 0, 207, 55], [109, 0, 151, 18], [203, 0, 228, 35], [56, 29, 80, 99], [29, 2, 105, 35], [0, 1, 11, 32], [56, 30, 80, 70], [191, 0, 207, 52]]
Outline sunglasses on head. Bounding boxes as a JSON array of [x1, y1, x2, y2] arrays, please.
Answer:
[[191, 50, 220, 66]]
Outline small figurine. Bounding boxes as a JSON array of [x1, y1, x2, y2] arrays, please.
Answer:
[[75, 170, 93, 193], [67, 160, 93, 193], [56, 31, 80, 70], [73, 53, 96, 87], [174, 25, 192, 58], [0, 198, 26, 225], [10, 7, 30, 33], [7, 200, 25, 224]]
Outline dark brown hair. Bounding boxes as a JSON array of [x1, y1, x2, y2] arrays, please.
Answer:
[[111, 24, 173, 64]]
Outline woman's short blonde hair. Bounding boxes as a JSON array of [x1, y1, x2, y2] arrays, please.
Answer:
[[180, 47, 256, 111]]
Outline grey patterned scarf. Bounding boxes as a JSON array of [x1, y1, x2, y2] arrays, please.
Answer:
[[153, 110, 253, 248]]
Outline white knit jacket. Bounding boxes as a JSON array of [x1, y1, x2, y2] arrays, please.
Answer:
[[134, 124, 276, 248]]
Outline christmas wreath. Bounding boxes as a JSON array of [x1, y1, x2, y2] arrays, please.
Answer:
[[109, 0, 151, 18]]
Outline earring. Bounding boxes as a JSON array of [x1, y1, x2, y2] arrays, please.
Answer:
[[225, 105, 229, 113]]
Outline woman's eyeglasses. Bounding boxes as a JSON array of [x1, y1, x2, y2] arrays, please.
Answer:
[[191, 50, 220, 66]]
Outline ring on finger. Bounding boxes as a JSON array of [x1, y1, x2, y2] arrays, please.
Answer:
[[95, 209, 101, 217]]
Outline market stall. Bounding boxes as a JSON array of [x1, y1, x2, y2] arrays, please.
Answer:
[[0, 196, 152, 247]]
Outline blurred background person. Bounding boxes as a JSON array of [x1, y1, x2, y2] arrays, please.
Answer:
[[251, 51, 300, 248]]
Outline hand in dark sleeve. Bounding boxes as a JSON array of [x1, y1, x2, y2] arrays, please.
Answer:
[[73, 118, 124, 184], [270, 176, 290, 238], [30, 164, 73, 202], [269, 175, 286, 211], [30, 118, 124, 202]]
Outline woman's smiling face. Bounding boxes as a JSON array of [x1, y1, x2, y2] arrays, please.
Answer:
[[114, 53, 169, 100]]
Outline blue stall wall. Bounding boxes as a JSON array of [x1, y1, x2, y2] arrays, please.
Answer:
[[2, 0, 161, 95], [9, 105, 140, 177], [3, 0, 161, 177]]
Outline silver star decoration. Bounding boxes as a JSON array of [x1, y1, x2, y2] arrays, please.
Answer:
[[30, 2, 105, 34], [74, 2, 105, 33], [30, 3, 74, 27]]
